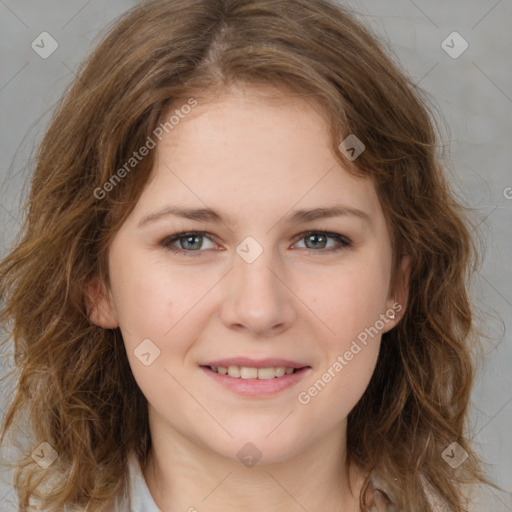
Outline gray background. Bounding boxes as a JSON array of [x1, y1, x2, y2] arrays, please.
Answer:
[[0, 0, 511, 509]]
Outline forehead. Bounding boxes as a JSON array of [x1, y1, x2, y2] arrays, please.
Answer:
[[132, 85, 383, 231], [162, 82, 334, 150]]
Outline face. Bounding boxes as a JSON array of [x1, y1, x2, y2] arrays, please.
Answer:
[[88, 85, 409, 465]]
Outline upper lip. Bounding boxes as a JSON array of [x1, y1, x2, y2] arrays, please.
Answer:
[[201, 357, 309, 369]]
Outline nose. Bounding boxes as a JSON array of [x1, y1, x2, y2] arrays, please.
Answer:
[[218, 244, 298, 338]]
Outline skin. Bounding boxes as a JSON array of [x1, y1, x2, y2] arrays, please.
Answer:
[[87, 84, 410, 512]]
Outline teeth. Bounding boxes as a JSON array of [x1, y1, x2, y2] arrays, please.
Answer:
[[228, 366, 240, 378], [274, 367, 286, 377], [211, 365, 298, 379], [257, 367, 277, 380], [240, 367, 258, 379]]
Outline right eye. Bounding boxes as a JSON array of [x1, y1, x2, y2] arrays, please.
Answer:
[[160, 231, 218, 256]]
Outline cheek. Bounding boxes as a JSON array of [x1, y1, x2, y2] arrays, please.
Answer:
[[109, 246, 202, 338], [312, 253, 389, 409], [323, 343, 380, 416], [311, 259, 390, 343], [296, 330, 381, 425], [108, 248, 214, 381]]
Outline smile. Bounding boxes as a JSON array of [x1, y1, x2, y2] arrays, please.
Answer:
[[208, 365, 297, 379], [200, 365, 311, 396]]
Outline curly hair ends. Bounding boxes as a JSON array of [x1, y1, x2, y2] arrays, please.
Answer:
[[0, 0, 500, 510]]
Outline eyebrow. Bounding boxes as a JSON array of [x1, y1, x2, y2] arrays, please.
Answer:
[[138, 204, 373, 228]]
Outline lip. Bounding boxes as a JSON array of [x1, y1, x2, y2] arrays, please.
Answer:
[[201, 357, 308, 369], [199, 366, 312, 397]]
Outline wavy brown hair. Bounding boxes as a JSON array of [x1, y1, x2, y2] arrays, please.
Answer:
[[0, 0, 499, 510]]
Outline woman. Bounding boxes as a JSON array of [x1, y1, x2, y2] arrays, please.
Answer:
[[0, 0, 502, 510]]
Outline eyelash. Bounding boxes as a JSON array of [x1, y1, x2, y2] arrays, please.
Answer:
[[160, 230, 352, 257]]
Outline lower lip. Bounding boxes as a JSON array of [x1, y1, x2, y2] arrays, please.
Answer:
[[200, 366, 311, 396]]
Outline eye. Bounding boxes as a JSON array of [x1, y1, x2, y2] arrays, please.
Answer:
[[161, 231, 216, 255], [160, 230, 352, 256], [292, 231, 352, 252]]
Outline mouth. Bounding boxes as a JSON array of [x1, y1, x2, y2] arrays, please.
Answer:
[[199, 363, 312, 396], [201, 364, 305, 379]]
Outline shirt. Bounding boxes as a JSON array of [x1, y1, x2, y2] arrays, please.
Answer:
[[126, 452, 161, 512]]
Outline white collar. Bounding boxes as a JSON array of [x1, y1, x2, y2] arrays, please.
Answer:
[[126, 452, 162, 512]]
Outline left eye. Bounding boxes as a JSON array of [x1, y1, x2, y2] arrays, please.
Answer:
[[294, 231, 351, 251], [160, 231, 352, 255]]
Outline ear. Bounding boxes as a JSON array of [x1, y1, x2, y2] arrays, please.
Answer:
[[382, 254, 411, 332], [84, 277, 119, 329]]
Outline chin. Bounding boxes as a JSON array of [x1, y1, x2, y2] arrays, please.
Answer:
[[215, 433, 305, 467]]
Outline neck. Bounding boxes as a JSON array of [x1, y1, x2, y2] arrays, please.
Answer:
[[142, 413, 366, 511]]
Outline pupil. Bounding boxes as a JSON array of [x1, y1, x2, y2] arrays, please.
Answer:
[[307, 234, 326, 249], [183, 235, 201, 250]]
